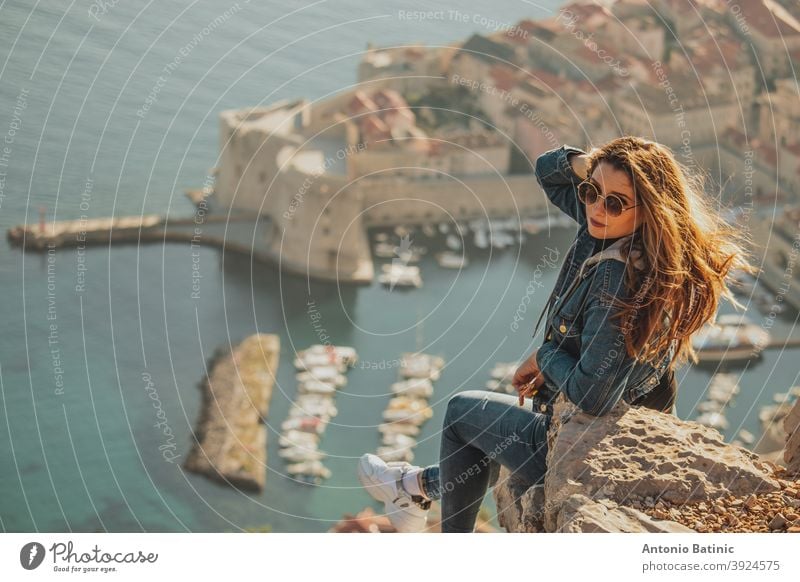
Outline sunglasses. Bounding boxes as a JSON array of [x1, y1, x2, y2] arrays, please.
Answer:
[[577, 180, 641, 217]]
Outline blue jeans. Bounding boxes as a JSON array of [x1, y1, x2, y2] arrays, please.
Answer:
[[419, 390, 550, 532]]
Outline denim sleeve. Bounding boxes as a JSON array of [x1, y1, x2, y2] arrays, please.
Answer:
[[535, 261, 637, 416], [534, 144, 588, 225]]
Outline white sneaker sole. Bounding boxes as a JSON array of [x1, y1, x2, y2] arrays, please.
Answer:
[[357, 454, 428, 533]]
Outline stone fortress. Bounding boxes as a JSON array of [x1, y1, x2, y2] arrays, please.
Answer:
[[214, 80, 544, 283]]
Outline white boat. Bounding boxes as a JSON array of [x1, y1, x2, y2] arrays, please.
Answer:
[[737, 429, 755, 445], [474, 228, 488, 249], [696, 400, 723, 414], [436, 251, 468, 269], [381, 433, 416, 448], [378, 263, 422, 288], [290, 401, 338, 417], [400, 352, 444, 380], [692, 315, 770, 363], [297, 380, 337, 395], [490, 362, 518, 381], [382, 408, 432, 424], [286, 460, 331, 480], [386, 395, 430, 409], [695, 412, 729, 431], [446, 233, 462, 251], [378, 422, 420, 437], [490, 230, 514, 249], [287, 408, 334, 422], [296, 368, 347, 387], [293, 353, 347, 372], [279, 431, 320, 448], [374, 241, 397, 258], [280, 417, 325, 434], [297, 345, 358, 367], [278, 447, 326, 463], [391, 378, 434, 398], [438, 222, 450, 234]]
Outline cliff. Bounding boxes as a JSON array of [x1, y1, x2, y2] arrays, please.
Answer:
[[493, 395, 800, 533]]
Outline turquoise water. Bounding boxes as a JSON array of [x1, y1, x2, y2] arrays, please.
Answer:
[[1, 0, 798, 533]]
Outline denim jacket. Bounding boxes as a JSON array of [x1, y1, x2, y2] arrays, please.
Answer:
[[530, 144, 677, 417]]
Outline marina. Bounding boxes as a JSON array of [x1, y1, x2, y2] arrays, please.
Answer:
[[280, 344, 359, 485], [374, 352, 445, 464]]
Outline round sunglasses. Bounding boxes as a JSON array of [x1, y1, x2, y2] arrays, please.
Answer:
[[577, 180, 641, 217]]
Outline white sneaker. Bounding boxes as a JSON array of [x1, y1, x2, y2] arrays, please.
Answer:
[[357, 453, 430, 533]]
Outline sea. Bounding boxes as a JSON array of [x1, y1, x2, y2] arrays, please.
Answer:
[[0, 0, 798, 533]]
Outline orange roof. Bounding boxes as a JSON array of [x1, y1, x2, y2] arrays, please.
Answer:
[[348, 91, 378, 114], [489, 64, 519, 91], [737, 0, 800, 38]]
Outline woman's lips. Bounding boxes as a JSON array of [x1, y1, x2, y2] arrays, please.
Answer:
[[589, 217, 605, 227]]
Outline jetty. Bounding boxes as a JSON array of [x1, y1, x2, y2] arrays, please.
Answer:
[[6, 195, 272, 258], [184, 333, 280, 492]]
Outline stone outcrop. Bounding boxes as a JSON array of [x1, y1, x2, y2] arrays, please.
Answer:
[[785, 399, 800, 475], [556, 494, 693, 532], [185, 334, 279, 492], [493, 394, 800, 533]]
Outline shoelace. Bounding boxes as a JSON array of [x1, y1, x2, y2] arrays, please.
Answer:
[[394, 466, 432, 510]]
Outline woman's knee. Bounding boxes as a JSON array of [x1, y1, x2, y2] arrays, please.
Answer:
[[444, 390, 486, 422]]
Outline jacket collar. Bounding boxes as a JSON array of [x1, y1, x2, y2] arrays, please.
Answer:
[[580, 232, 646, 274]]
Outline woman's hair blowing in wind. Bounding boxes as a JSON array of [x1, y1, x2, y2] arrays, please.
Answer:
[[585, 136, 756, 370]]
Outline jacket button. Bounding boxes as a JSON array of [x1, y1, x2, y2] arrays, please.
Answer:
[[539, 404, 547, 413], [559, 324, 567, 333], [649, 377, 657, 384]]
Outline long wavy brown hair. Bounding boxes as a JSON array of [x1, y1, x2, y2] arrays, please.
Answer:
[[585, 136, 757, 370]]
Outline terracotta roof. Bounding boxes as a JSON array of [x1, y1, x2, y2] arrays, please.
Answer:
[[348, 91, 378, 114], [522, 68, 572, 91], [738, 0, 800, 38], [489, 64, 519, 91]]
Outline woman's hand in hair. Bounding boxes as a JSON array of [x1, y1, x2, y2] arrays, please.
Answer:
[[568, 147, 600, 180]]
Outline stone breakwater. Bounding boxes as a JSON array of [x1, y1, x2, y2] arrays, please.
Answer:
[[493, 395, 800, 533], [184, 334, 279, 492]]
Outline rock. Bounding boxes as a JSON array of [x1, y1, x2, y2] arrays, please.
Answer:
[[784, 399, 800, 474], [492, 393, 788, 533], [493, 466, 546, 532], [543, 395, 780, 532], [556, 494, 693, 532], [769, 513, 787, 530]]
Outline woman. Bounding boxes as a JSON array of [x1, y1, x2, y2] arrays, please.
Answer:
[[357, 136, 754, 533]]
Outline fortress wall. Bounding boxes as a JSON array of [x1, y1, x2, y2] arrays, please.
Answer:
[[217, 111, 303, 212], [358, 173, 547, 226], [269, 168, 372, 281]]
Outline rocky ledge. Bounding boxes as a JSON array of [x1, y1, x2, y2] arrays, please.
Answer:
[[493, 394, 800, 533], [185, 334, 280, 492]]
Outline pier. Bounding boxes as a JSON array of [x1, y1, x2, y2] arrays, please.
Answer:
[[6, 194, 273, 259], [184, 334, 280, 492]]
